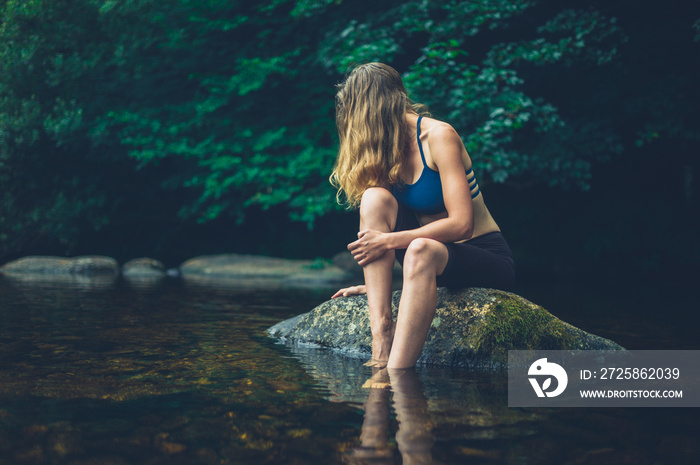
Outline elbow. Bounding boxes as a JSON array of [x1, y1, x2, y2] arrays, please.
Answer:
[[463, 224, 474, 241], [456, 219, 473, 241], [445, 210, 473, 240]]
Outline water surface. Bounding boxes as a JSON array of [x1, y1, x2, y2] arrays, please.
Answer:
[[0, 275, 697, 464]]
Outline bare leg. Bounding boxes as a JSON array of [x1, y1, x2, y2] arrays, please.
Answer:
[[361, 385, 391, 443], [353, 381, 393, 462], [387, 238, 448, 369], [389, 368, 434, 465], [358, 188, 398, 366]]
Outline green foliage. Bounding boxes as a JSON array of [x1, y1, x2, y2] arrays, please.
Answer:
[[0, 0, 111, 256], [0, 0, 198, 258], [93, 0, 635, 229], [491, 9, 623, 66], [96, 1, 342, 227], [1, 0, 698, 263], [314, 0, 627, 190]]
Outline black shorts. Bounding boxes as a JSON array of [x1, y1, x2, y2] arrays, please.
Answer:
[[393, 204, 515, 291]]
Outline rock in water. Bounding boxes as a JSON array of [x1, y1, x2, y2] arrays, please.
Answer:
[[122, 257, 167, 277], [179, 253, 353, 287], [267, 288, 624, 367], [0, 255, 119, 276]]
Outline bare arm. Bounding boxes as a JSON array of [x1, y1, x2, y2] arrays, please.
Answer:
[[349, 124, 474, 267]]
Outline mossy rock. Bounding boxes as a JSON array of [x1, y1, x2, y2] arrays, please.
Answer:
[[0, 255, 119, 276], [122, 257, 167, 277], [267, 288, 624, 367], [179, 253, 353, 287]]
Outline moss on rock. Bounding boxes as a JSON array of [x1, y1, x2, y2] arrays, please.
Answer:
[[0, 255, 119, 276], [467, 294, 578, 365], [179, 253, 353, 288], [268, 288, 624, 368]]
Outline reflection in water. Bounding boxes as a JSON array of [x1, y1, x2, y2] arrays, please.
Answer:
[[287, 344, 527, 464], [0, 276, 363, 464], [284, 341, 700, 465], [0, 272, 118, 289], [348, 368, 435, 465], [2, 276, 700, 464], [391, 369, 434, 465], [352, 386, 393, 463]]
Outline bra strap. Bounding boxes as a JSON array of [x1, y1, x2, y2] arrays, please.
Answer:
[[417, 116, 427, 167]]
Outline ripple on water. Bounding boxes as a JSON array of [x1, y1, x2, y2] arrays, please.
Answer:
[[0, 276, 699, 464]]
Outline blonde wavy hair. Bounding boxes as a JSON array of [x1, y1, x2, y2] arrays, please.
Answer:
[[330, 63, 428, 208]]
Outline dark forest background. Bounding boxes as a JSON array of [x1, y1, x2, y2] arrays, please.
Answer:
[[1, 0, 699, 290]]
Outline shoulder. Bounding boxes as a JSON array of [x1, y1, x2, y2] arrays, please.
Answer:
[[423, 119, 465, 161], [423, 119, 461, 146], [423, 118, 459, 138]]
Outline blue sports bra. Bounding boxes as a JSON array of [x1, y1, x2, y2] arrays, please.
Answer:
[[393, 116, 480, 215]]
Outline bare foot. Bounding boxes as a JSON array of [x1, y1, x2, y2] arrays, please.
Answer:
[[362, 368, 391, 389]]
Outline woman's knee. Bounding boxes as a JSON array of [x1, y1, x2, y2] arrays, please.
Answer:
[[402, 239, 447, 279], [360, 187, 396, 212], [360, 187, 397, 229]]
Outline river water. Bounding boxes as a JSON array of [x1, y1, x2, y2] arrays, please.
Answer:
[[0, 274, 697, 464]]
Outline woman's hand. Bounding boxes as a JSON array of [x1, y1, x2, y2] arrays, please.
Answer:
[[347, 229, 391, 267], [331, 284, 367, 299]]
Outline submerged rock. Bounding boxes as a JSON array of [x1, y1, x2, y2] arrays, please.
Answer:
[[267, 288, 624, 367], [179, 253, 353, 287], [0, 256, 119, 276]]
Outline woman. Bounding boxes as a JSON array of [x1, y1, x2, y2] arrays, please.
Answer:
[[330, 63, 514, 369]]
